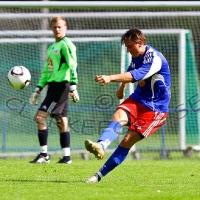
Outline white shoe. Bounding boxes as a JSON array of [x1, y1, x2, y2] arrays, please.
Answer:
[[85, 140, 104, 160], [85, 174, 99, 183]]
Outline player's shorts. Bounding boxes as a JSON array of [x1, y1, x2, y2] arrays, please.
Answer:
[[38, 81, 70, 118], [117, 97, 168, 138]]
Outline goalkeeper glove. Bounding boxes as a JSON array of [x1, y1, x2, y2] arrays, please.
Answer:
[[29, 87, 41, 106], [68, 85, 79, 103]]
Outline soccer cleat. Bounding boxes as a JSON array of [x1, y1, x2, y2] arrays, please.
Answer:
[[85, 140, 104, 160], [57, 157, 72, 164], [85, 173, 100, 183], [29, 154, 50, 164]]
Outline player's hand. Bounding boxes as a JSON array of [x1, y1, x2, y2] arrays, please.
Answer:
[[68, 85, 79, 103], [95, 75, 111, 86], [29, 87, 40, 106]]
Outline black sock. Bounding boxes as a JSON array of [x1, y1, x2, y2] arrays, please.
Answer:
[[60, 132, 70, 161], [63, 156, 70, 162], [38, 129, 48, 146], [60, 131, 70, 148]]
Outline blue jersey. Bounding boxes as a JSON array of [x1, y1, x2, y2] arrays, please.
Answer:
[[127, 45, 171, 112]]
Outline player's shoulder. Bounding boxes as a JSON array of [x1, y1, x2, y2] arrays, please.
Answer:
[[61, 37, 76, 51], [146, 45, 167, 60], [142, 45, 155, 63], [146, 45, 159, 54], [62, 37, 75, 45], [47, 43, 54, 51]]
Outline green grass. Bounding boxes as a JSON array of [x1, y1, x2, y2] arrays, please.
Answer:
[[0, 131, 187, 153], [0, 155, 200, 200]]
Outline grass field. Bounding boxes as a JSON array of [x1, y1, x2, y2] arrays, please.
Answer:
[[0, 154, 200, 200]]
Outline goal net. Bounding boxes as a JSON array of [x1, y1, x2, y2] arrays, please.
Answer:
[[0, 2, 200, 159]]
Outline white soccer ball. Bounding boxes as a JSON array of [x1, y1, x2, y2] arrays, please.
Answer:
[[7, 66, 31, 90]]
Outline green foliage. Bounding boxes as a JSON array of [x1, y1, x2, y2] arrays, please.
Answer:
[[0, 157, 200, 200]]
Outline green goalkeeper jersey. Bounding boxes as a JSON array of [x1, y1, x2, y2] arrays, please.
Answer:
[[37, 36, 78, 89]]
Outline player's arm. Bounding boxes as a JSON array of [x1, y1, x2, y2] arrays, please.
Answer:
[[95, 72, 134, 86], [63, 42, 78, 84], [29, 60, 48, 106], [37, 62, 48, 89], [36, 45, 54, 90], [63, 42, 79, 102], [116, 82, 128, 99], [130, 53, 162, 81]]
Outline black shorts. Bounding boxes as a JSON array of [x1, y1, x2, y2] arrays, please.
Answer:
[[38, 81, 70, 118]]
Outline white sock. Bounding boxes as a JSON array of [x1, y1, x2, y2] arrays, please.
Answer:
[[62, 147, 70, 156], [99, 139, 111, 150], [40, 145, 47, 154], [97, 171, 103, 178]]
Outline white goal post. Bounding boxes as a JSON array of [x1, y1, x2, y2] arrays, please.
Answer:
[[0, 29, 191, 151]]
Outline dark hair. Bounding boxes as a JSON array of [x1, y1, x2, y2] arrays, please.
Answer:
[[121, 29, 147, 45]]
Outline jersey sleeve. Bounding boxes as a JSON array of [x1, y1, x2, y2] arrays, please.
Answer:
[[37, 62, 48, 88], [128, 51, 162, 82], [37, 45, 52, 89], [63, 41, 78, 84]]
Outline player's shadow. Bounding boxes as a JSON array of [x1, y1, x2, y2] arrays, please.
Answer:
[[1, 179, 84, 183]]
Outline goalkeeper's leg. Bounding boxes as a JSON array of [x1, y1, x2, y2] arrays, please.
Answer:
[[30, 110, 50, 163], [55, 116, 72, 164]]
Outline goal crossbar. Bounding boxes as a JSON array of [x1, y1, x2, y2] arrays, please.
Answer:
[[1, 12, 200, 19], [0, 29, 190, 36], [0, 1, 200, 9]]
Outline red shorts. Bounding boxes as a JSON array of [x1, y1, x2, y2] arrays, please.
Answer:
[[117, 98, 168, 137]]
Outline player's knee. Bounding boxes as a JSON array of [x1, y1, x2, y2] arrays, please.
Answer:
[[55, 117, 63, 131], [55, 116, 69, 133], [34, 114, 46, 125], [120, 137, 129, 147], [55, 116, 62, 125], [120, 136, 135, 148]]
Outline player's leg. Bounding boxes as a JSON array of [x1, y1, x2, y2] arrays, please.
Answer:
[[30, 82, 70, 164], [50, 81, 71, 164], [85, 98, 133, 159], [85, 108, 128, 159], [29, 110, 50, 164], [55, 116, 72, 164], [85, 101, 168, 182], [85, 130, 142, 183]]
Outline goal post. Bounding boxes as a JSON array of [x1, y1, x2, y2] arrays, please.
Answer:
[[0, 29, 199, 156], [185, 31, 200, 150]]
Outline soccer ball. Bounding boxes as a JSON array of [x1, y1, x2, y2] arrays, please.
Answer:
[[7, 66, 31, 90]]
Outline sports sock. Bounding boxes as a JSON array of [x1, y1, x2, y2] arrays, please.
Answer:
[[60, 132, 71, 161], [97, 121, 121, 150], [38, 129, 48, 156], [95, 172, 103, 182], [62, 148, 71, 162], [40, 145, 47, 157], [99, 145, 129, 176]]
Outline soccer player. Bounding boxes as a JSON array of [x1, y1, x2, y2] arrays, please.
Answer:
[[85, 28, 171, 182], [29, 16, 79, 164]]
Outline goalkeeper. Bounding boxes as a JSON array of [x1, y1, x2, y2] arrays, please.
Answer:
[[29, 16, 79, 164], [85, 28, 171, 182]]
